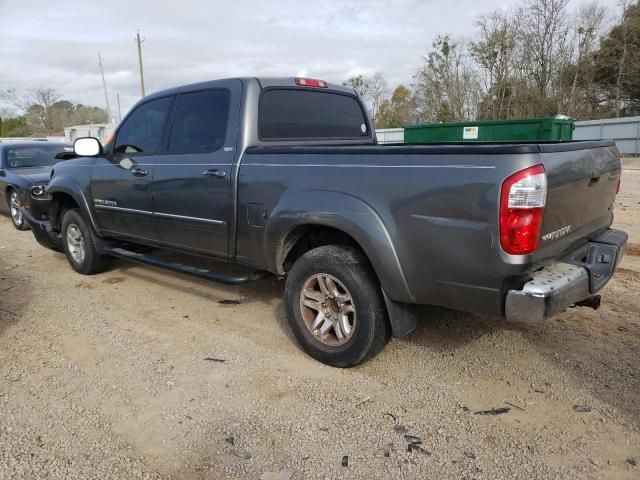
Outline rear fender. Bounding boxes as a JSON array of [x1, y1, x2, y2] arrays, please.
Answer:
[[265, 190, 414, 303]]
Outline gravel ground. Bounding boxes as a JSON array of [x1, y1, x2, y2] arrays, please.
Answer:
[[1, 169, 639, 479]]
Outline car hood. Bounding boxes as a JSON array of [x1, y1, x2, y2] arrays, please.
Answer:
[[9, 167, 52, 183]]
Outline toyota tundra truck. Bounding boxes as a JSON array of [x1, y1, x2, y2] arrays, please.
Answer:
[[22, 77, 627, 367]]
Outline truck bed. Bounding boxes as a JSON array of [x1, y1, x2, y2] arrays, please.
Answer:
[[236, 139, 620, 317]]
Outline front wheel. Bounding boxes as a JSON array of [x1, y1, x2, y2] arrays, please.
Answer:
[[9, 190, 29, 231], [61, 208, 109, 275], [284, 245, 390, 367]]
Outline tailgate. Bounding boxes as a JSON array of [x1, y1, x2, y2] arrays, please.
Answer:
[[536, 141, 621, 260]]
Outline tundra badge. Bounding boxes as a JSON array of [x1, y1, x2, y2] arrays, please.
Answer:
[[542, 225, 571, 241]]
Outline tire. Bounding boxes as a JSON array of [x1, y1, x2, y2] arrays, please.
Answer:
[[31, 227, 63, 252], [61, 208, 109, 275], [8, 189, 29, 231], [284, 245, 390, 367]]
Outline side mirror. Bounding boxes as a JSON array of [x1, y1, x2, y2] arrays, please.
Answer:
[[0, 170, 5, 177], [74, 137, 102, 157]]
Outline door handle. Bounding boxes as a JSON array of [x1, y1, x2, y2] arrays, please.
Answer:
[[589, 170, 601, 186], [131, 167, 148, 177], [202, 169, 226, 179]]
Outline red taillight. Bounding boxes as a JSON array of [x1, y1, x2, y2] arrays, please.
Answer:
[[500, 164, 547, 255], [616, 177, 621, 194], [295, 77, 328, 88]]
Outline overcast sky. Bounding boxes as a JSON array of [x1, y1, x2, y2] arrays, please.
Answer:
[[0, 0, 622, 120]]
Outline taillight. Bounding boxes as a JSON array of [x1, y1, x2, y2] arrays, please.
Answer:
[[295, 78, 328, 88], [616, 177, 621, 194], [499, 164, 547, 255]]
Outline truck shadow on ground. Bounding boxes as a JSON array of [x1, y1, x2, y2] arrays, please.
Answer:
[[112, 258, 283, 304], [108, 254, 639, 425], [403, 303, 640, 422]]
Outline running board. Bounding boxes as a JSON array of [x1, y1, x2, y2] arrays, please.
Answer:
[[103, 246, 270, 285]]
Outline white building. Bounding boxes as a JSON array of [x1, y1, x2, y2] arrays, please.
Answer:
[[64, 123, 116, 143]]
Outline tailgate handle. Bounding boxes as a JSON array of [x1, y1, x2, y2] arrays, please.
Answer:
[[589, 171, 601, 185]]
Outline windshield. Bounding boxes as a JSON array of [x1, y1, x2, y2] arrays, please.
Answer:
[[4, 145, 71, 168]]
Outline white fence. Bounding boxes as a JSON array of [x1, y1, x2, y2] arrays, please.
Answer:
[[574, 117, 640, 156], [375, 128, 404, 144]]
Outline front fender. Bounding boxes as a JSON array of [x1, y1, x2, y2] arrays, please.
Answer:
[[265, 190, 414, 303], [48, 176, 98, 233]]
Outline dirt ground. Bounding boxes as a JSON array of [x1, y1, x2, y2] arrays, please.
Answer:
[[1, 167, 639, 480]]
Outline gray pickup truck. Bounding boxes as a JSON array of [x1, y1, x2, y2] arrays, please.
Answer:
[[23, 77, 627, 367]]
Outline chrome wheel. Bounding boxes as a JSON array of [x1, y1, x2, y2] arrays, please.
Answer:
[[10, 191, 23, 227], [66, 223, 86, 264], [299, 273, 356, 346]]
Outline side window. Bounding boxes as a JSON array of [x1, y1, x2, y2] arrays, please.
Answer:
[[168, 90, 230, 152], [114, 96, 173, 154]]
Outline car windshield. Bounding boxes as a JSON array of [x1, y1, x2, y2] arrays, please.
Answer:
[[4, 145, 70, 168]]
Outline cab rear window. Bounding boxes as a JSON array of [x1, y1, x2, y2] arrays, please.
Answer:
[[259, 89, 369, 140]]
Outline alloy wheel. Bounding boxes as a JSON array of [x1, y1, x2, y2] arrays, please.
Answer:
[[10, 191, 23, 227], [299, 273, 357, 346], [66, 223, 86, 264]]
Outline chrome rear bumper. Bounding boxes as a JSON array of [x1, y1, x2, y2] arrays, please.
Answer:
[[505, 263, 592, 322], [505, 228, 627, 322]]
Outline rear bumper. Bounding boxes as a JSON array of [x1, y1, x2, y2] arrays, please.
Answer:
[[505, 228, 627, 322]]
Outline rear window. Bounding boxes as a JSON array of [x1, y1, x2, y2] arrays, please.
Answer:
[[259, 89, 369, 140]]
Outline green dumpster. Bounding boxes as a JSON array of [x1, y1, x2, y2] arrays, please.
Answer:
[[403, 116, 575, 143]]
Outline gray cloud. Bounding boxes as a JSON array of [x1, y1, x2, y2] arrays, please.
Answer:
[[0, 0, 621, 117]]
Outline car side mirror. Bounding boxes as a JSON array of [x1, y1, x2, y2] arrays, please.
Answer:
[[74, 137, 102, 157], [0, 170, 5, 177]]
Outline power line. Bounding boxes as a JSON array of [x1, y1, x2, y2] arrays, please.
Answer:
[[135, 30, 146, 98], [97, 52, 113, 123]]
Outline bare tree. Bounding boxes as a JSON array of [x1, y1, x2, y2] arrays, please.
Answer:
[[344, 73, 389, 125], [471, 10, 517, 118], [566, 1, 607, 116], [367, 72, 389, 126], [515, 0, 572, 114], [343, 75, 370, 98], [413, 36, 481, 122], [1, 87, 61, 135]]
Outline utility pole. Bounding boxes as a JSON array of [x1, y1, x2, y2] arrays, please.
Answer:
[[135, 30, 146, 97], [116, 93, 122, 123], [97, 52, 112, 123]]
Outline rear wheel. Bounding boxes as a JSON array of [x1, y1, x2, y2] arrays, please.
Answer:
[[284, 245, 390, 367], [61, 208, 109, 274], [9, 190, 29, 231]]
